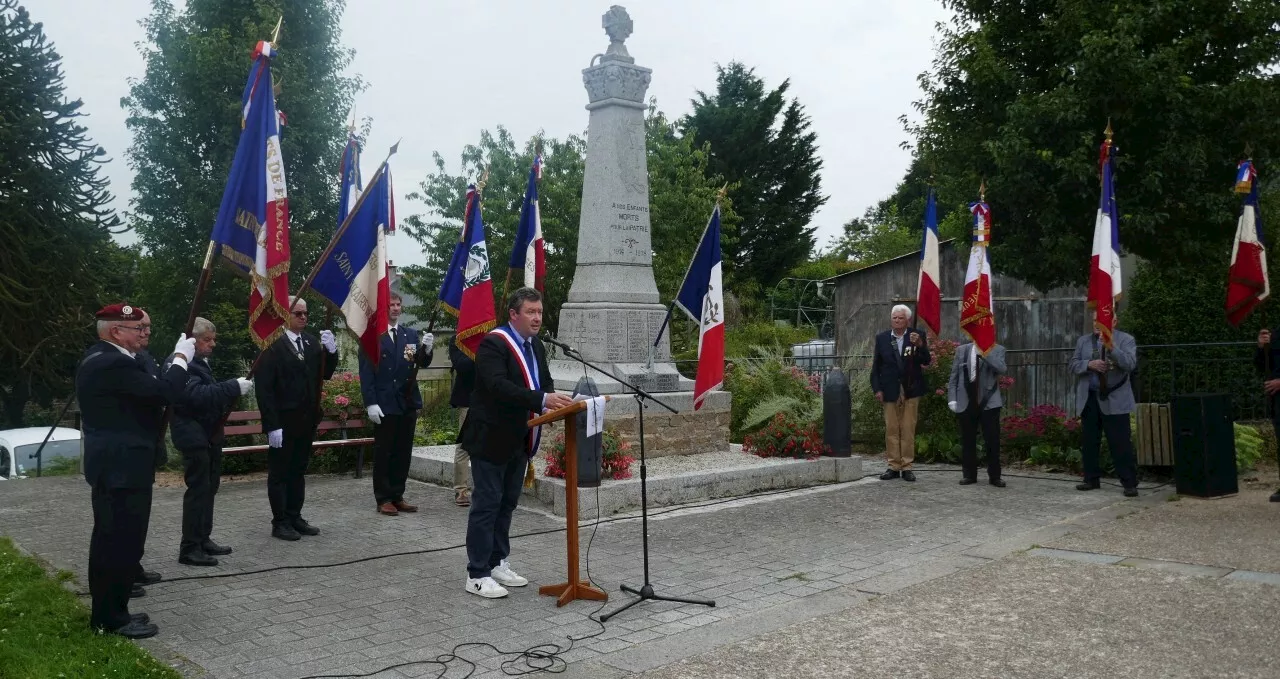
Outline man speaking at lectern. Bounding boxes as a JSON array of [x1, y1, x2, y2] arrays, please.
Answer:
[[460, 287, 574, 598]]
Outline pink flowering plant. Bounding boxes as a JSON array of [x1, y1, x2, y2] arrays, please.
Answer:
[[744, 413, 828, 459], [320, 371, 366, 423], [1000, 403, 1082, 460], [544, 429, 636, 480]]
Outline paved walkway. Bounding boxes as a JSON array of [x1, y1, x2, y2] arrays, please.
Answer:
[[0, 466, 1183, 678]]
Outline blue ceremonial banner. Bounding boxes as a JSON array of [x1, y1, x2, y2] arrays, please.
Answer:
[[207, 40, 291, 348], [313, 164, 393, 365]]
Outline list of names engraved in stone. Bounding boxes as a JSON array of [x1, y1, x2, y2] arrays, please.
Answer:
[[606, 312, 627, 362]]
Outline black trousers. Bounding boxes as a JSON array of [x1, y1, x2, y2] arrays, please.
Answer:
[[89, 484, 152, 630], [1081, 392, 1138, 488], [959, 405, 1002, 480], [268, 409, 315, 525], [466, 455, 527, 578], [373, 410, 418, 505], [180, 446, 223, 555]]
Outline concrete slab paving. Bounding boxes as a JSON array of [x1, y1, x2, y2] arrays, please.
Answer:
[[1046, 488, 1280, 572], [633, 554, 1280, 679]]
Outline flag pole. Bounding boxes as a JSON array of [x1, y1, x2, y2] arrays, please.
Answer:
[[242, 140, 400, 380], [649, 184, 728, 372]]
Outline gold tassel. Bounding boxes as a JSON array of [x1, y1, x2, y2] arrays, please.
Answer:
[[524, 459, 535, 488]]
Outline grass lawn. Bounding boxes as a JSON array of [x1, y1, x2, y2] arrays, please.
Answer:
[[0, 537, 179, 679]]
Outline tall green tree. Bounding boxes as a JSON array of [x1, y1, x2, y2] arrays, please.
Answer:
[[400, 104, 738, 350], [122, 0, 361, 373], [680, 62, 826, 292], [0, 1, 135, 426], [910, 0, 1280, 291]]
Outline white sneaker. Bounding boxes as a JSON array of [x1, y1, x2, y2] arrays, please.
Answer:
[[490, 560, 529, 587], [465, 576, 508, 599]]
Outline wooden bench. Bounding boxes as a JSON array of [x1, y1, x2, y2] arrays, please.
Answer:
[[222, 410, 377, 478]]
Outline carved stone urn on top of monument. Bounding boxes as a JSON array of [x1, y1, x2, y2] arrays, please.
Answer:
[[550, 6, 730, 457]]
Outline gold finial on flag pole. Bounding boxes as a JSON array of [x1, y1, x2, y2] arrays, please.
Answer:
[[270, 16, 283, 45], [476, 166, 491, 194], [978, 178, 986, 202], [715, 183, 728, 205], [1103, 118, 1114, 142]]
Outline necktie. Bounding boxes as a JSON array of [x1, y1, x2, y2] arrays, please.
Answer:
[[969, 346, 978, 382], [522, 340, 538, 389], [295, 336, 305, 354]]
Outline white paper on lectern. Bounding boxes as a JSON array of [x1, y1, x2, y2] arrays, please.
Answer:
[[580, 395, 607, 437]]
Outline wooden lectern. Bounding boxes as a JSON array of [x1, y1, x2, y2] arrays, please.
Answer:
[[529, 398, 610, 607]]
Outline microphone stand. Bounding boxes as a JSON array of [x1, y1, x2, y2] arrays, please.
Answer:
[[541, 336, 716, 620]]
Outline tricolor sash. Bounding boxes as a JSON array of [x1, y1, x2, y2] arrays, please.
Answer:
[[493, 326, 542, 457]]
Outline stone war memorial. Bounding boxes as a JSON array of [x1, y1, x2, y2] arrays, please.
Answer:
[[551, 5, 731, 457]]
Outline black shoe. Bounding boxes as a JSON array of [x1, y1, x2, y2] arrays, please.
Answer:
[[1123, 487, 1139, 498], [291, 519, 320, 536], [901, 471, 917, 482], [111, 620, 159, 639], [959, 478, 978, 486], [134, 570, 162, 585], [989, 479, 1007, 488], [272, 524, 301, 541], [1271, 490, 1280, 503], [1076, 481, 1100, 491], [879, 469, 900, 480], [178, 551, 219, 567], [130, 584, 146, 599], [130, 612, 150, 625], [202, 540, 232, 556]]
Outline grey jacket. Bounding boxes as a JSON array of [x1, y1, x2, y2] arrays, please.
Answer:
[[1070, 330, 1137, 415], [947, 343, 1007, 412]]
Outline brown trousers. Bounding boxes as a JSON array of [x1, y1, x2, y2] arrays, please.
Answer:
[[883, 394, 920, 470]]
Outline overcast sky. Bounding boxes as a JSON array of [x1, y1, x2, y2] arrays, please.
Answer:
[[37, 0, 952, 269]]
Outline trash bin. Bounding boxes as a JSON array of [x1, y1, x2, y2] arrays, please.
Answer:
[[823, 368, 851, 457]]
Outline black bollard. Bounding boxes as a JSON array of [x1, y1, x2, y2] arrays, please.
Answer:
[[572, 375, 604, 487], [823, 368, 851, 457]]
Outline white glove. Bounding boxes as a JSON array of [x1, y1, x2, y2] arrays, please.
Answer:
[[172, 334, 196, 366], [366, 404, 384, 425], [948, 401, 960, 413], [422, 331, 434, 347], [268, 429, 283, 448], [236, 378, 253, 395], [319, 329, 337, 353]]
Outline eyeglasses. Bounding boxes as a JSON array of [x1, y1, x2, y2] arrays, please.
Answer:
[[291, 311, 309, 317], [119, 324, 152, 333]]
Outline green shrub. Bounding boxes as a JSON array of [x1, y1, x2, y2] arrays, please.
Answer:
[[725, 348, 820, 441]]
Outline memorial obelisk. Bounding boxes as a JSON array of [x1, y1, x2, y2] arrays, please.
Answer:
[[552, 6, 730, 455]]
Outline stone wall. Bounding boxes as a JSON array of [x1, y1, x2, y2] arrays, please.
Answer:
[[607, 409, 731, 457]]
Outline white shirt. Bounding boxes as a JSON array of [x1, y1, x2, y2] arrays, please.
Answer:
[[892, 329, 906, 355], [105, 340, 135, 359], [388, 325, 398, 340], [285, 329, 304, 348]]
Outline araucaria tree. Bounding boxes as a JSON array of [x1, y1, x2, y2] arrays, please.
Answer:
[[122, 0, 361, 371], [0, 1, 134, 425]]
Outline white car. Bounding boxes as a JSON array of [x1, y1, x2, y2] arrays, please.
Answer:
[[0, 427, 80, 480]]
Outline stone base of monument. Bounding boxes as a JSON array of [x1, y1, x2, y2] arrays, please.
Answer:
[[408, 444, 864, 519], [583, 389, 731, 458]]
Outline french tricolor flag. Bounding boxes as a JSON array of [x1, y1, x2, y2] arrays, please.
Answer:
[[916, 187, 942, 336], [1088, 131, 1123, 349], [509, 154, 546, 294], [674, 205, 725, 411], [961, 199, 996, 354], [1226, 160, 1269, 327]]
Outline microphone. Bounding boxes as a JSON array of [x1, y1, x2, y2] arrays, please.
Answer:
[[541, 333, 576, 354]]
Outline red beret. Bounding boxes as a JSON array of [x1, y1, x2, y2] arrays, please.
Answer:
[[95, 303, 146, 321]]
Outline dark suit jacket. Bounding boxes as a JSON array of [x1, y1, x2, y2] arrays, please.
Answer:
[[164, 354, 241, 451], [458, 330, 554, 465], [254, 332, 338, 433], [134, 350, 169, 468], [870, 328, 933, 402], [358, 326, 433, 415], [449, 338, 476, 408], [77, 341, 188, 488]]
